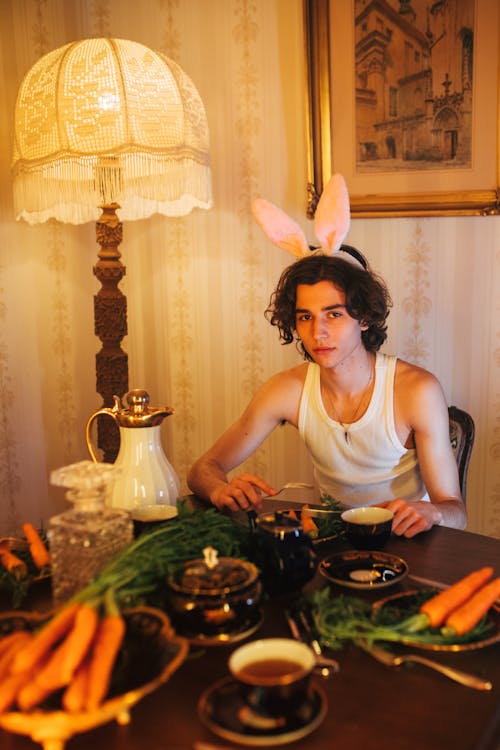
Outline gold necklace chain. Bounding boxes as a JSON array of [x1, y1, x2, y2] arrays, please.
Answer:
[[323, 363, 374, 444]]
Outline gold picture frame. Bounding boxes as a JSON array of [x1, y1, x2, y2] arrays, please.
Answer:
[[305, 0, 500, 218]]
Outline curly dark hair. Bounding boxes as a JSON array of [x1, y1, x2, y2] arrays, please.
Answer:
[[264, 249, 392, 359]]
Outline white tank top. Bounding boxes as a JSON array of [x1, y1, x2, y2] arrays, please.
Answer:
[[298, 352, 429, 507]]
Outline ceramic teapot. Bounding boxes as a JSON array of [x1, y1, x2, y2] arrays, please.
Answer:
[[253, 510, 318, 595], [86, 389, 181, 519]]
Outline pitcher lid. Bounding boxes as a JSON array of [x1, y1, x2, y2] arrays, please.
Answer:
[[113, 389, 174, 428]]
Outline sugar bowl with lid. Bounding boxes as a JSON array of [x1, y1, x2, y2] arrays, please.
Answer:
[[165, 546, 262, 641]]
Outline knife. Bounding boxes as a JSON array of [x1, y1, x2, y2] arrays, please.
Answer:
[[285, 606, 340, 673], [408, 574, 448, 590]]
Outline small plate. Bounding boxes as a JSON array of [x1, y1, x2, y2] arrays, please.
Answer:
[[264, 507, 343, 545], [186, 609, 264, 647], [198, 676, 327, 746], [301, 507, 344, 545], [319, 551, 409, 590], [0, 537, 51, 610], [372, 590, 500, 652]]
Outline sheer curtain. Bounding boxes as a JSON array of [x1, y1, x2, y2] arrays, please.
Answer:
[[0, 0, 498, 538]]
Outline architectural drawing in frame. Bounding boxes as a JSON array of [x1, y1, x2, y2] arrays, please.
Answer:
[[304, 0, 500, 217], [355, 0, 474, 173]]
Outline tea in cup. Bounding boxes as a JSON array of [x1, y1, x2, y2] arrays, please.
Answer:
[[229, 638, 318, 725], [341, 506, 394, 549]]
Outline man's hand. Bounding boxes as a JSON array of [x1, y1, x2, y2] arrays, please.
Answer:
[[210, 473, 276, 512], [377, 498, 443, 538]]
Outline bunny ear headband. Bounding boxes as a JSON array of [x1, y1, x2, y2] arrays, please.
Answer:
[[251, 173, 364, 269]]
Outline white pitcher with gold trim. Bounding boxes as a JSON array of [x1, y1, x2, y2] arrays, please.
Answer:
[[86, 389, 180, 521]]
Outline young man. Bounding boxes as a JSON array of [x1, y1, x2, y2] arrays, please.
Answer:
[[187, 250, 466, 538]]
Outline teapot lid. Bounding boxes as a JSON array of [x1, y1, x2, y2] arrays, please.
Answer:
[[112, 389, 174, 428], [256, 510, 304, 537], [168, 546, 258, 595]]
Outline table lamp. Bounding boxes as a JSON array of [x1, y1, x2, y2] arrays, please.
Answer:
[[11, 38, 213, 462]]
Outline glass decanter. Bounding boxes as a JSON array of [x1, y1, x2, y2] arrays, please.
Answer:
[[48, 460, 133, 605]]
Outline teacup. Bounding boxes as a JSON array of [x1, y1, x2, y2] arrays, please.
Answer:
[[228, 638, 318, 725], [341, 506, 394, 549]]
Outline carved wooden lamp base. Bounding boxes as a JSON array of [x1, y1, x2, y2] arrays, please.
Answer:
[[93, 203, 128, 463]]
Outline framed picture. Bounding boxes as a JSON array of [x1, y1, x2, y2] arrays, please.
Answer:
[[305, 0, 500, 217]]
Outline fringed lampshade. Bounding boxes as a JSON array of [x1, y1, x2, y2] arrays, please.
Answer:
[[12, 38, 213, 461], [12, 37, 213, 223]]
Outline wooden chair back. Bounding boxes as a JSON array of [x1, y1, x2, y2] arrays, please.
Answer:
[[448, 405, 475, 504]]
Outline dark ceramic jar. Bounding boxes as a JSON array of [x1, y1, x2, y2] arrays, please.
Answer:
[[254, 510, 318, 595], [166, 546, 262, 639]]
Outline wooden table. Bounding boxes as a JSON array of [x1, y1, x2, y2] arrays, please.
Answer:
[[2, 501, 500, 750]]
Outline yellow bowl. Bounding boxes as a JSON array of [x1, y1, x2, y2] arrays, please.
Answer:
[[0, 606, 189, 750]]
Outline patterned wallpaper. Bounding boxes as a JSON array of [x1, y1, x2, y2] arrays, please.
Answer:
[[0, 0, 498, 538]]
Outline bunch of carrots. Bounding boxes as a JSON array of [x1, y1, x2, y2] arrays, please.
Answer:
[[0, 588, 125, 715], [0, 523, 51, 580], [0, 506, 250, 715], [403, 566, 500, 636]]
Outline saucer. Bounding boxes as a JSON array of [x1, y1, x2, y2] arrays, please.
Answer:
[[198, 676, 327, 746], [319, 550, 409, 590], [186, 609, 264, 647]]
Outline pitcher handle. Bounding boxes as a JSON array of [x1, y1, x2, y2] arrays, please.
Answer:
[[85, 401, 120, 463]]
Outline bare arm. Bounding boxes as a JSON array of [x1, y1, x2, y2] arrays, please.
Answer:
[[380, 363, 466, 537], [187, 367, 306, 511]]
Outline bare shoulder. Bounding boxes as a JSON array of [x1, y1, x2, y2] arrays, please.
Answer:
[[258, 362, 309, 393], [394, 358, 447, 427], [394, 358, 442, 394], [253, 362, 309, 426]]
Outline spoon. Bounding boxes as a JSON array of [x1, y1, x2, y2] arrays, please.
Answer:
[[247, 483, 314, 529], [359, 640, 492, 690]]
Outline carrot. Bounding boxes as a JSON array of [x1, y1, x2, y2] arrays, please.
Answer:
[[35, 603, 98, 690], [0, 632, 33, 681], [0, 643, 55, 714], [0, 549, 27, 578], [301, 506, 319, 538], [443, 577, 500, 636], [16, 678, 54, 712], [85, 613, 126, 710], [62, 656, 91, 713], [419, 567, 494, 627], [22, 522, 51, 569], [0, 670, 33, 714], [0, 630, 31, 660], [10, 602, 80, 675]]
